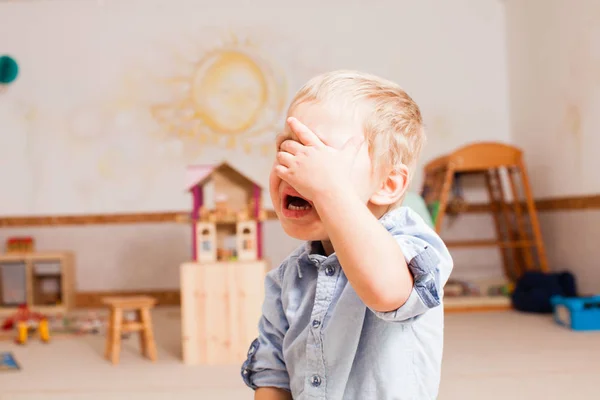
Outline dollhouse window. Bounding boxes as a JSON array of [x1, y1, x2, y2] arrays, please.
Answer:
[[200, 229, 212, 251], [242, 227, 251, 235], [243, 239, 253, 250]]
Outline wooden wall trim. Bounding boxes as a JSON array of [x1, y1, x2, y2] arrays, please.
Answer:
[[463, 194, 600, 213], [0, 195, 597, 227], [0, 210, 279, 227], [0, 212, 186, 227], [534, 194, 600, 211]]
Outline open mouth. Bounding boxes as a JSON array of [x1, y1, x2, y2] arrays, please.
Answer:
[[284, 194, 313, 211]]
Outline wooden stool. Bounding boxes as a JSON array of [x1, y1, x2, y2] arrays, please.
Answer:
[[102, 296, 158, 365]]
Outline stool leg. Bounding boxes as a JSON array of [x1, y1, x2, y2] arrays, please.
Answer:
[[110, 308, 123, 365], [140, 308, 157, 362], [104, 308, 114, 360], [136, 309, 147, 357]]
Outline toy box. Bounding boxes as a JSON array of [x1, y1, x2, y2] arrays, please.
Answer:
[[550, 295, 600, 331]]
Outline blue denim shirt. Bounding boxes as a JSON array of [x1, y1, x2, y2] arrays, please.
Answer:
[[241, 206, 453, 399]]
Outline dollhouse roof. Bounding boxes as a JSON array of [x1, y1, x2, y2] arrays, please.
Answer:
[[185, 161, 263, 191]]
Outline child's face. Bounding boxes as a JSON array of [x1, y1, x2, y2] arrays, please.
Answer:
[[269, 101, 380, 242]]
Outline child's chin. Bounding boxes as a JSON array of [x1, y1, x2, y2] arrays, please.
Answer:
[[281, 222, 326, 242]]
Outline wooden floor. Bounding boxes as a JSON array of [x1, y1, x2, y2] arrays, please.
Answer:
[[0, 307, 598, 400]]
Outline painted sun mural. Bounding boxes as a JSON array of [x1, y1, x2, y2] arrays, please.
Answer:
[[150, 32, 288, 156]]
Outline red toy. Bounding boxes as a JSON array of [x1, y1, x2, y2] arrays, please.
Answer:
[[1, 304, 46, 330], [5, 237, 35, 253]]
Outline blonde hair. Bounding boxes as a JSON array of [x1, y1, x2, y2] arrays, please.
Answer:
[[288, 70, 425, 180]]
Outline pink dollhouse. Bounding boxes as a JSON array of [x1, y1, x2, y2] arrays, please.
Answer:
[[185, 162, 267, 263]]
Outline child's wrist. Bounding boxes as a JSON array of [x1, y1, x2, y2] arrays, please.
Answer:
[[313, 186, 363, 214]]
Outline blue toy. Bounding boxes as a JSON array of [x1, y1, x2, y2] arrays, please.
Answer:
[[550, 295, 600, 331]]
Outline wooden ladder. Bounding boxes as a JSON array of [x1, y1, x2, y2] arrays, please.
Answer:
[[422, 142, 548, 281]]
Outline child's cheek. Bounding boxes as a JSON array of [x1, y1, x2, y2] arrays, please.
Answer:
[[351, 149, 375, 202], [268, 167, 282, 207]]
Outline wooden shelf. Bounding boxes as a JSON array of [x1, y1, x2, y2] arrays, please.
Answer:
[[0, 252, 73, 262], [0, 251, 75, 315]]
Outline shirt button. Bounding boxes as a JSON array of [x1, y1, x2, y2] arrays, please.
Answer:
[[325, 265, 336, 276], [312, 319, 321, 328], [310, 374, 322, 387]]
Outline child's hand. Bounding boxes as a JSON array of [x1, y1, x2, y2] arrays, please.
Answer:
[[274, 117, 364, 202]]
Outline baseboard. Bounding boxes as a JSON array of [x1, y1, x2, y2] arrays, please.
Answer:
[[76, 290, 180, 308], [444, 295, 513, 313], [77, 291, 514, 314], [444, 304, 512, 313]]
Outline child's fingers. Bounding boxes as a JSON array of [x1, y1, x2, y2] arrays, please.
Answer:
[[279, 140, 303, 155], [274, 164, 289, 179], [275, 132, 289, 149], [287, 117, 323, 147], [276, 151, 294, 167]]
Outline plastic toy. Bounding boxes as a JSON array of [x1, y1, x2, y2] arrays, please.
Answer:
[[5, 237, 35, 253], [1, 304, 50, 344], [550, 295, 600, 331]]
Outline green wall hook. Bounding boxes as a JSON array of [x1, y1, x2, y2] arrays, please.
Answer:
[[0, 55, 19, 85]]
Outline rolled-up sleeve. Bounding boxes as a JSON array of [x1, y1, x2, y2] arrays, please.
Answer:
[[241, 263, 290, 391], [373, 208, 453, 323]]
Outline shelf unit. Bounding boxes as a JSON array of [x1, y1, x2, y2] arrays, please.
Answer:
[[0, 251, 75, 315]]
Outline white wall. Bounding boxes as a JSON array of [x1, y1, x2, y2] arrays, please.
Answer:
[[0, 0, 511, 290], [505, 0, 600, 293], [0, 221, 300, 291]]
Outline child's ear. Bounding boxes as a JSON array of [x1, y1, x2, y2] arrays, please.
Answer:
[[369, 165, 410, 206]]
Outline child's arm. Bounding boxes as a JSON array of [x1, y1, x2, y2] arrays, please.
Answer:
[[314, 190, 414, 312], [241, 264, 291, 394], [314, 190, 453, 320], [255, 387, 293, 400]]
